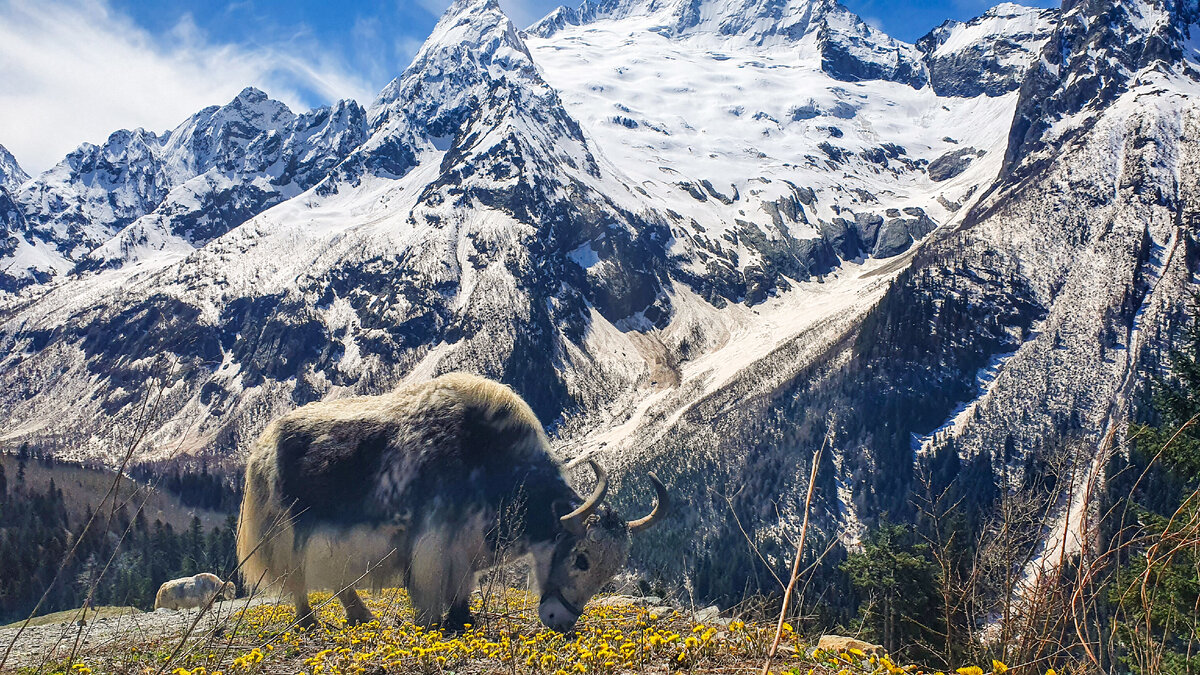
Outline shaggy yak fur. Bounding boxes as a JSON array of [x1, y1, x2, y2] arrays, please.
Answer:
[[154, 573, 236, 610], [237, 372, 667, 632]]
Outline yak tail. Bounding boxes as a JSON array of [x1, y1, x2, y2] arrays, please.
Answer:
[[236, 449, 294, 592]]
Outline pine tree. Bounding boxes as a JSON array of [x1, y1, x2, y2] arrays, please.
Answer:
[[841, 522, 940, 656], [1106, 295, 1200, 672]]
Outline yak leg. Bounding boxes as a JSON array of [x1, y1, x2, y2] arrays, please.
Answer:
[[285, 567, 317, 629], [444, 564, 477, 633], [409, 532, 446, 627], [337, 587, 376, 626]]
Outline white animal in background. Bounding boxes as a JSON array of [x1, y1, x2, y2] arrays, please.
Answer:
[[154, 572, 236, 610]]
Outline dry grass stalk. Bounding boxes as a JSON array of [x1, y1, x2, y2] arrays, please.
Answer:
[[761, 435, 825, 675]]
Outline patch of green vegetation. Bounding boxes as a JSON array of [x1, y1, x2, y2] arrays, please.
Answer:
[[1, 605, 141, 630]]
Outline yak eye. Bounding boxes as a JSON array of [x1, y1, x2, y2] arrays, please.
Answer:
[[574, 554, 590, 571]]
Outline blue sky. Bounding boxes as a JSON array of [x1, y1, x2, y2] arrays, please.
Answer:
[[0, 0, 1056, 174]]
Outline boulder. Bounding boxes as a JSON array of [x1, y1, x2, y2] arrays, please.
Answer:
[[594, 595, 664, 607], [816, 634, 884, 655]]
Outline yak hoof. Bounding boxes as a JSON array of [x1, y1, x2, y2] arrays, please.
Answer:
[[296, 614, 331, 631], [444, 610, 477, 634], [345, 613, 376, 627]]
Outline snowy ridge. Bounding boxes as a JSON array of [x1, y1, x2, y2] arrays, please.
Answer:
[[917, 3, 1058, 97], [0, 145, 28, 194], [86, 97, 368, 271], [529, 0, 928, 86], [526, 5, 1021, 306]]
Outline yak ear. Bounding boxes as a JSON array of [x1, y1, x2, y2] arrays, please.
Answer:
[[552, 499, 584, 535], [551, 499, 573, 518]]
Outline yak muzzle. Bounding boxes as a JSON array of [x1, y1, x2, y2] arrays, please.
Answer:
[[538, 592, 582, 633]]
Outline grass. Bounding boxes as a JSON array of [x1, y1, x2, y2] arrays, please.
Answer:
[[25, 588, 1024, 675], [1, 606, 141, 630]]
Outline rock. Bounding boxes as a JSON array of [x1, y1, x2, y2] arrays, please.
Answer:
[[874, 218, 914, 257], [817, 142, 850, 163], [854, 212, 884, 249], [928, 147, 984, 182], [790, 102, 820, 120], [820, 218, 863, 259], [594, 595, 664, 608], [817, 634, 883, 655]]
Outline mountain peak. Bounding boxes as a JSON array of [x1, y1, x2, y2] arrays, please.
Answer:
[[916, 1, 1057, 97], [212, 87, 293, 126], [234, 86, 269, 102], [1001, 0, 1198, 177], [0, 144, 30, 193], [530, 0, 846, 42], [369, 0, 534, 135], [445, 0, 504, 15]]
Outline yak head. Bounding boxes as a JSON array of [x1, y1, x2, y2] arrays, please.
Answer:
[[534, 461, 668, 633], [221, 581, 237, 601]]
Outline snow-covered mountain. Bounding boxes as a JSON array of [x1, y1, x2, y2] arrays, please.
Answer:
[[0, 87, 365, 292], [0, 0, 1196, 607]]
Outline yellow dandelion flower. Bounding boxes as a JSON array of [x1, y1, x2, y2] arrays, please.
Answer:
[[992, 660, 1008, 674]]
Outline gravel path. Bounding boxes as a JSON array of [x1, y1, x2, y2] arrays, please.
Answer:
[[0, 596, 281, 670]]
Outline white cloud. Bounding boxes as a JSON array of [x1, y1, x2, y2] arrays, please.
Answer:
[[0, 0, 378, 174]]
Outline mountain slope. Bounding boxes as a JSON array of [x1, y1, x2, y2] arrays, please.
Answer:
[[0, 0, 678, 458], [0, 0, 1050, 463], [526, 3, 1037, 306], [529, 0, 928, 86]]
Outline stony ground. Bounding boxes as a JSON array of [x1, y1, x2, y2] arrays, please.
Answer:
[[0, 590, 996, 675], [0, 596, 278, 672]]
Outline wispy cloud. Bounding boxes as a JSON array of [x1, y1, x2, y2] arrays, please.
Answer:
[[0, 0, 377, 174], [414, 0, 556, 34], [501, 0, 548, 30]]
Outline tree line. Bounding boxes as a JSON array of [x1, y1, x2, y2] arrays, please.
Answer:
[[0, 463, 238, 624]]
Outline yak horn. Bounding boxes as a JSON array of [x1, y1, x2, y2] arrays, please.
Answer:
[[627, 473, 669, 534], [560, 460, 608, 532]]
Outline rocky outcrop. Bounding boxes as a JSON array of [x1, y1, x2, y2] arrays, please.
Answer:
[[917, 3, 1058, 97]]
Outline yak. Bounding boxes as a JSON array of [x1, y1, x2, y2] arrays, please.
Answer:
[[237, 372, 667, 632]]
